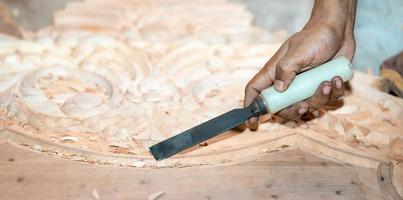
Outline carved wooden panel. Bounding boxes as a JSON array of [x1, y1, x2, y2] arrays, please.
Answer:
[[0, 0, 401, 172]]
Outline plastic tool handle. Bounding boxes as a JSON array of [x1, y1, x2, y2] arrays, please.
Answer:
[[260, 56, 354, 113]]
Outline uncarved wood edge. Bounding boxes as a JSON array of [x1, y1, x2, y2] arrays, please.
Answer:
[[295, 129, 387, 168], [377, 162, 403, 200]]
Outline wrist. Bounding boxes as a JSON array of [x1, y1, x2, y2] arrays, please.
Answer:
[[304, 0, 356, 36]]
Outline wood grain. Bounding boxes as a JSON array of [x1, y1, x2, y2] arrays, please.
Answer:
[[0, 0, 401, 168], [0, 143, 385, 200]]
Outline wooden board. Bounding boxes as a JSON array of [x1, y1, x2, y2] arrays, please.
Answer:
[[0, 0, 402, 169], [1, 142, 402, 200], [1, 70, 402, 168], [0, 0, 402, 199]]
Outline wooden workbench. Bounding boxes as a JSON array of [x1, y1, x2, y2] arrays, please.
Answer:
[[1, 141, 399, 200], [0, 0, 402, 199]]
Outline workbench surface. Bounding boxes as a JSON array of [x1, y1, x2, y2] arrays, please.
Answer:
[[0, 142, 386, 200]]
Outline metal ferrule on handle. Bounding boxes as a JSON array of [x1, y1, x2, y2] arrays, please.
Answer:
[[259, 56, 354, 113]]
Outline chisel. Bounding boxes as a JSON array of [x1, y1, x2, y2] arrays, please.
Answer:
[[150, 56, 354, 161]]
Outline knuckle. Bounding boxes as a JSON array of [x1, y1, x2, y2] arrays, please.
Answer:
[[276, 58, 300, 79], [308, 97, 326, 110], [275, 63, 291, 80], [276, 59, 290, 72], [318, 95, 329, 104]]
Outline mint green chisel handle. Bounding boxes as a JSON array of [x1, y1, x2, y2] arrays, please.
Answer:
[[260, 56, 354, 113]]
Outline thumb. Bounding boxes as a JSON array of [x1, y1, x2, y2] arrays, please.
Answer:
[[274, 54, 310, 92]]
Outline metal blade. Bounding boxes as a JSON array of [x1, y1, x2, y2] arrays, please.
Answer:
[[149, 107, 254, 161]]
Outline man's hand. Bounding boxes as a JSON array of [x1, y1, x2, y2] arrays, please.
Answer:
[[244, 0, 357, 130]]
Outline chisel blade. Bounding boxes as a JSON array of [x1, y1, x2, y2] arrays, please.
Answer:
[[149, 97, 266, 161], [149, 108, 253, 161]]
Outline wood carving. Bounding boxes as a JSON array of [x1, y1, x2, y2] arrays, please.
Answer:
[[0, 0, 402, 177]]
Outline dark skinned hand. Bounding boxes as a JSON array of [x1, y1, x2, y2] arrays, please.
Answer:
[[244, 0, 357, 130]]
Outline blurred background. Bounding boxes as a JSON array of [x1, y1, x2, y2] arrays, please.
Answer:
[[1, 0, 402, 74]]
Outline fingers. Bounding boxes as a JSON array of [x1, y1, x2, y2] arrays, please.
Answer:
[[277, 101, 309, 121], [244, 44, 289, 130], [244, 66, 275, 131], [330, 76, 344, 100], [244, 69, 273, 131], [247, 116, 259, 131], [303, 77, 344, 113], [277, 76, 344, 121], [274, 49, 313, 92], [277, 81, 331, 120], [244, 44, 289, 107], [244, 73, 272, 108], [244, 71, 273, 131], [305, 81, 332, 111]]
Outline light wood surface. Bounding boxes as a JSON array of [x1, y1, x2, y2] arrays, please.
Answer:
[[0, 142, 396, 200], [0, 0, 401, 169], [0, 0, 401, 199]]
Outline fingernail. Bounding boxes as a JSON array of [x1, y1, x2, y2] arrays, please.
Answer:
[[298, 107, 308, 115], [335, 79, 342, 89], [274, 80, 284, 91], [322, 84, 331, 95]]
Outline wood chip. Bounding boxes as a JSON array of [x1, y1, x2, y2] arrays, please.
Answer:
[[128, 161, 145, 167], [147, 191, 165, 200], [60, 136, 78, 143], [91, 189, 100, 199], [33, 144, 42, 151]]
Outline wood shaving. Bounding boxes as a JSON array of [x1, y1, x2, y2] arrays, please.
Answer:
[[91, 189, 100, 199], [147, 191, 165, 200], [128, 161, 145, 168], [33, 144, 41, 151], [60, 136, 78, 143]]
